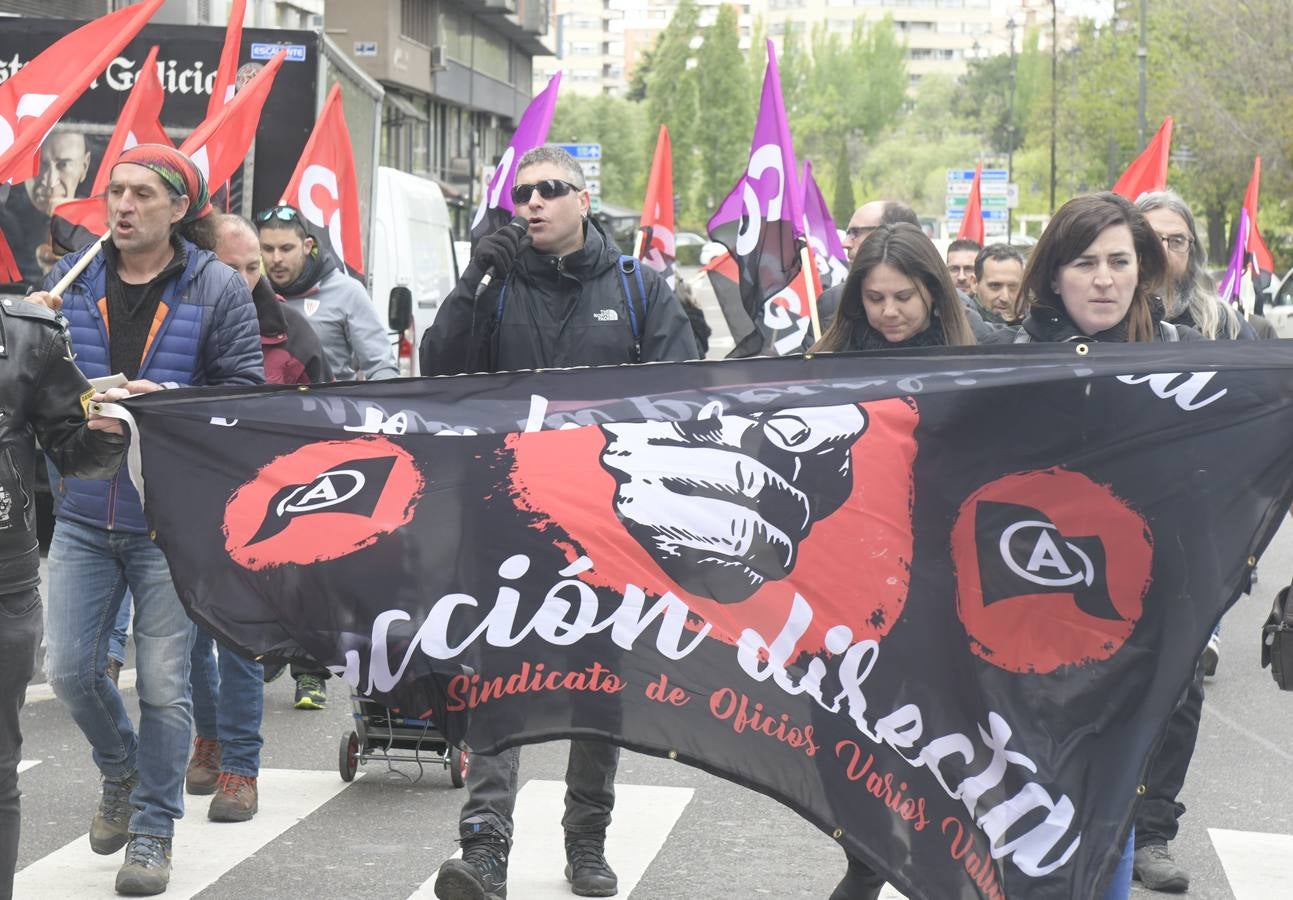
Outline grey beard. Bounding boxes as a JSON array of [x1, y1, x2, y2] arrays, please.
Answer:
[[1167, 274, 1194, 318]]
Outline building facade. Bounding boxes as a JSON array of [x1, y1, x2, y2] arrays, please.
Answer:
[[327, 0, 551, 208]]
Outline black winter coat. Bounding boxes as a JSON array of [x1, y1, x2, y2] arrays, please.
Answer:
[[978, 305, 1204, 344], [421, 219, 698, 375], [0, 298, 125, 593]]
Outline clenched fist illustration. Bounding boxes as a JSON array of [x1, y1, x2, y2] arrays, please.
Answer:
[[601, 405, 868, 603]]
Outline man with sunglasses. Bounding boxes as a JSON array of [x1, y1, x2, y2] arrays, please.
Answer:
[[256, 204, 397, 385], [427, 146, 696, 900]]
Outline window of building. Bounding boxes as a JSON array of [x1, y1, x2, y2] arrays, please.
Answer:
[[400, 0, 433, 47]]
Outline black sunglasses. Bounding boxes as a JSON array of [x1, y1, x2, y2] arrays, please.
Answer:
[[510, 179, 580, 207], [256, 205, 304, 225]]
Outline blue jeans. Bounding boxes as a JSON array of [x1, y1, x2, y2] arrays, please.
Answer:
[[45, 518, 196, 838], [108, 592, 132, 665], [190, 628, 264, 777], [1101, 829, 1134, 900]]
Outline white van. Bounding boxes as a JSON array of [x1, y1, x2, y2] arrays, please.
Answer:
[[369, 166, 460, 375]]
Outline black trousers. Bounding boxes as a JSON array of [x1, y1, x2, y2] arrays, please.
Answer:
[[1135, 659, 1206, 848], [0, 589, 41, 900]]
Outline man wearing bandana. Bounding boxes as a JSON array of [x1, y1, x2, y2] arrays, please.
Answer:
[[29, 144, 264, 896]]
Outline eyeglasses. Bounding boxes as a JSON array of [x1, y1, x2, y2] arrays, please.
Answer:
[[845, 225, 877, 241], [511, 179, 580, 207], [1157, 232, 1194, 253], [256, 206, 304, 226]]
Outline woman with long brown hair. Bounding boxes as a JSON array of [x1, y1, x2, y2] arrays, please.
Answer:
[[812, 223, 978, 353], [983, 192, 1203, 345]]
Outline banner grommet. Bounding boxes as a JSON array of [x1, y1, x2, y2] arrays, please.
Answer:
[[1248, 555, 1258, 566], [668, 750, 677, 760], [832, 828, 843, 840], [1075, 343, 1090, 356]]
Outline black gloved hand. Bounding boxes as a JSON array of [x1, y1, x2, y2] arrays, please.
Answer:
[[465, 223, 526, 292]]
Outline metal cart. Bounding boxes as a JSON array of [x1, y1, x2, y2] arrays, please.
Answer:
[[338, 692, 470, 786]]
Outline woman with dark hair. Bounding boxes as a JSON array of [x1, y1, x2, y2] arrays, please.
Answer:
[[983, 192, 1202, 345], [812, 223, 978, 352]]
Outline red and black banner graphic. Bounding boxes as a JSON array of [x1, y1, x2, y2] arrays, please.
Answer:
[[122, 343, 1293, 900]]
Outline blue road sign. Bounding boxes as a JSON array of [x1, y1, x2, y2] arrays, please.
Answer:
[[556, 143, 602, 161]]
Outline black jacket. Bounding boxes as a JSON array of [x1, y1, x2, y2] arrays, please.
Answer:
[[421, 219, 698, 374], [0, 297, 125, 593], [978, 305, 1205, 344], [804, 283, 1000, 350]]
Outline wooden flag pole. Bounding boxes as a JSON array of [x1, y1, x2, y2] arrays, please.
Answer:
[[631, 228, 647, 260], [801, 243, 822, 344], [50, 233, 108, 298]]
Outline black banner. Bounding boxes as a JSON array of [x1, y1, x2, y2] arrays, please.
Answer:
[[121, 343, 1293, 900]]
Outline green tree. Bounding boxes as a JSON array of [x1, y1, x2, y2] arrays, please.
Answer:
[[693, 5, 753, 214], [644, 0, 701, 221], [831, 140, 855, 224], [548, 95, 649, 209]]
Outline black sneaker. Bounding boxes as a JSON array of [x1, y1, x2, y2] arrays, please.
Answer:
[[293, 674, 326, 710], [564, 833, 618, 897], [89, 770, 138, 855], [434, 829, 509, 900], [115, 834, 172, 896], [1133, 842, 1189, 893]]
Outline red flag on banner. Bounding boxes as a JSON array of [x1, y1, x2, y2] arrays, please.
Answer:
[[957, 163, 985, 245], [51, 45, 172, 250], [207, 0, 248, 120], [280, 83, 365, 278], [180, 50, 286, 191], [637, 125, 675, 288], [1242, 156, 1275, 275], [1111, 117, 1173, 201]]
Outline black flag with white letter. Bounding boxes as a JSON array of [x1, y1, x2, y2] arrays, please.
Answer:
[[120, 343, 1293, 900]]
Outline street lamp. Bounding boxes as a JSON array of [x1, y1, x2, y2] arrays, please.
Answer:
[[1006, 17, 1017, 239], [1050, 0, 1057, 214]]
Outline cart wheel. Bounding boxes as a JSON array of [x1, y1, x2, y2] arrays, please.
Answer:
[[450, 747, 469, 788], [339, 731, 360, 782]]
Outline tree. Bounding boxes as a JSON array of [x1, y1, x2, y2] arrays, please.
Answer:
[[692, 4, 752, 215], [548, 95, 649, 209], [831, 140, 855, 225], [644, 0, 701, 221]]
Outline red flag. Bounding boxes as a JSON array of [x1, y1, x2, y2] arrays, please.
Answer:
[[637, 125, 675, 287], [1242, 156, 1275, 275], [181, 50, 285, 192], [957, 163, 985, 245], [1111, 116, 1173, 201], [280, 83, 365, 278], [50, 45, 172, 250], [207, 0, 248, 120], [0, 0, 165, 184]]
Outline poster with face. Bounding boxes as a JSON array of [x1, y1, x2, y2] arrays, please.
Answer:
[[0, 127, 110, 286]]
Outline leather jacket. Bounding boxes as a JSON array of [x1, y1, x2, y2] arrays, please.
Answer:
[[0, 296, 125, 594]]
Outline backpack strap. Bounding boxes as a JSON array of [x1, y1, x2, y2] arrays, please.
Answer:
[[618, 255, 649, 361], [1012, 327, 1032, 344]]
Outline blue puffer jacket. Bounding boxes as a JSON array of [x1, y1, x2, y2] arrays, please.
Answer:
[[44, 237, 265, 534]]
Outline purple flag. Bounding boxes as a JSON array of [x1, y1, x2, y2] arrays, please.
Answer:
[[1217, 207, 1249, 306], [802, 160, 849, 290], [470, 72, 562, 248], [707, 41, 813, 357]]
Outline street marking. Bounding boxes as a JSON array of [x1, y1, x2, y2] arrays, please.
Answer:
[[25, 668, 137, 705], [17, 760, 41, 774], [409, 780, 694, 899], [1210, 828, 1293, 900], [14, 768, 352, 898]]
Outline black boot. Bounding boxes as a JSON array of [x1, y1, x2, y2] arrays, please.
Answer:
[[564, 832, 618, 897], [828, 854, 886, 900], [434, 828, 509, 900]]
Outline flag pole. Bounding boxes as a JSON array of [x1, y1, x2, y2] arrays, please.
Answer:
[[800, 242, 821, 342], [632, 228, 647, 260], [50, 234, 108, 298]]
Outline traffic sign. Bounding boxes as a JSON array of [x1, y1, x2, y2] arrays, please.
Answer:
[[579, 160, 601, 178], [946, 168, 1007, 182], [585, 179, 601, 195], [589, 195, 602, 214], [556, 143, 601, 161]]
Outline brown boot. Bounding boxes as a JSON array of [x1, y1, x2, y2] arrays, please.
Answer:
[[208, 772, 258, 822], [185, 737, 222, 795]]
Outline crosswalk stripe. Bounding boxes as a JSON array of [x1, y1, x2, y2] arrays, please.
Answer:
[[25, 668, 137, 705], [14, 768, 352, 898], [1209, 827, 1293, 900], [17, 760, 41, 774], [408, 780, 694, 899]]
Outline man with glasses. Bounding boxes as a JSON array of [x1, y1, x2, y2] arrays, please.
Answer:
[[256, 205, 396, 384], [945, 238, 981, 295], [426, 146, 696, 900]]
